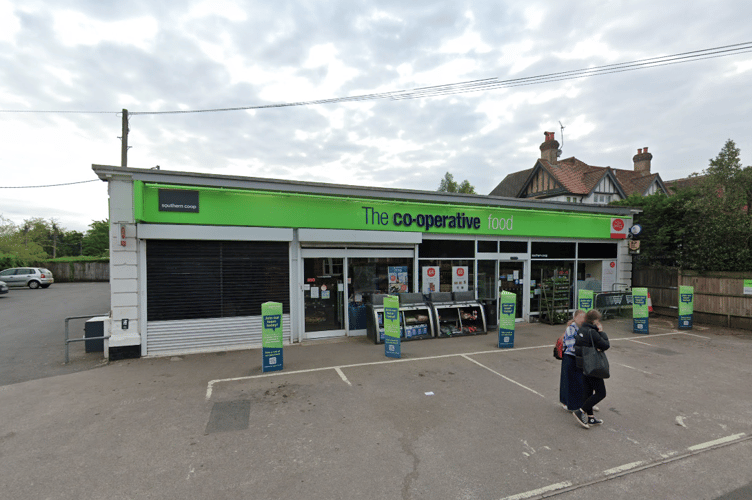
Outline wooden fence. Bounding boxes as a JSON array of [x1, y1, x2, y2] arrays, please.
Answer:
[[633, 267, 752, 330], [42, 262, 109, 282]]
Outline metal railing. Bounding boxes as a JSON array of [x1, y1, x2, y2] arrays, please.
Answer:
[[64, 314, 110, 364]]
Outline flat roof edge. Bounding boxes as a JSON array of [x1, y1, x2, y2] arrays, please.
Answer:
[[92, 164, 637, 215]]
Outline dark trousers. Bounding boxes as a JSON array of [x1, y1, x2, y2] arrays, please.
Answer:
[[582, 374, 606, 415], [560, 355, 583, 411]]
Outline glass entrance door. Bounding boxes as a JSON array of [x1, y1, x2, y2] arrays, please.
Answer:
[[477, 260, 498, 328], [304, 258, 345, 338], [499, 261, 524, 319]]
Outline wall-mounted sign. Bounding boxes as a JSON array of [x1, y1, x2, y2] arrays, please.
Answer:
[[610, 218, 627, 239], [744, 279, 752, 295], [158, 189, 199, 213], [137, 182, 631, 240]]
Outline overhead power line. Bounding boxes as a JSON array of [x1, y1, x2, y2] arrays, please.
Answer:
[[0, 179, 99, 189], [0, 41, 750, 116]]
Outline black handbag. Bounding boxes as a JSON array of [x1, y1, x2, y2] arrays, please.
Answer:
[[582, 329, 610, 378]]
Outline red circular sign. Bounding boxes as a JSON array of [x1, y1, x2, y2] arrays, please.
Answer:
[[456, 268, 465, 277], [610, 262, 616, 268], [427, 268, 436, 277], [612, 218, 625, 231]]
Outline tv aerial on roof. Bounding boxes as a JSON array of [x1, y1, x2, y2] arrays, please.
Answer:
[[557, 121, 565, 158]]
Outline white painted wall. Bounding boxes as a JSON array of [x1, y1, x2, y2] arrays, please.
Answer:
[[106, 177, 142, 355]]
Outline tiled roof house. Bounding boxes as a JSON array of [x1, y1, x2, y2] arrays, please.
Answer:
[[489, 132, 669, 204]]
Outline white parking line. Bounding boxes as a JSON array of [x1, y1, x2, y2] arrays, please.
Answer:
[[499, 481, 573, 500], [688, 433, 746, 452], [680, 332, 711, 340], [614, 362, 653, 375], [627, 339, 652, 346], [205, 331, 701, 400], [602, 460, 645, 475], [461, 354, 546, 398], [334, 367, 351, 386]]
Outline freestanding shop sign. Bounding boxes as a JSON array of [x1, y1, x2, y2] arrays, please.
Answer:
[[261, 302, 284, 372], [498, 291, 516, 348], [678, 285, 694, 330], [632, 288, 649, 334], [383, 295, 401, 359], [577, 289, 594, 312]]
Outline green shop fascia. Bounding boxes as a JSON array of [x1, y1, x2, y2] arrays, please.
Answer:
[[96, 165, 635, 358], [135, 181, 625, 239]]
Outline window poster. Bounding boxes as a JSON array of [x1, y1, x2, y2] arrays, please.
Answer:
[[602, 260, 617, 292], [388, 266, 409, 294], [452, 266, 468, 292], [422, 266, 440, 294]]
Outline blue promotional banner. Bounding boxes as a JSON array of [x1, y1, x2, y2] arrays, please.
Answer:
[[383, 295, 401, 358], [262, 302, 284, 372], [632, 288, 649, 334], [577, 289, 594, 312], [498, 291, 516, 348], [678, 285, 694, 330]]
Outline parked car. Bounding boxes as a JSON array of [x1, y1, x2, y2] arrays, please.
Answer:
[[0, 280, 8, 295], [0, 267, 54, 289]]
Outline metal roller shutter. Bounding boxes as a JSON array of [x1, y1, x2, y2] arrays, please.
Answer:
[[146, 239, 290, 355]]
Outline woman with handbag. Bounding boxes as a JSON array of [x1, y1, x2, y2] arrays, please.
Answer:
[[559, 310, 586, 411], [573, 309, 610, 429]]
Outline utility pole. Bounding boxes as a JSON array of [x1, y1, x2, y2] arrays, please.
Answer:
[[121, 108, 129, 167]]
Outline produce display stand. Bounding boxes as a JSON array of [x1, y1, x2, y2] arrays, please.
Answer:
[[366, 293, 435, 345], [429, 291, 487, 338]]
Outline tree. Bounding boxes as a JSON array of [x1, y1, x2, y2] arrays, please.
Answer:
[[612, 140, 752, 272], [0, 215, 47, 267], [437, 172, 477, 194], [82, 220, 109, 256]]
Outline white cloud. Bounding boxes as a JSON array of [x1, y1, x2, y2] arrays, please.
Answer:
[[53, 11, 158, 50], [0, 0, 21, 44]]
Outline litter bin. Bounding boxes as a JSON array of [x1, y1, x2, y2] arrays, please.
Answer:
[[84, 316, 107, 352]]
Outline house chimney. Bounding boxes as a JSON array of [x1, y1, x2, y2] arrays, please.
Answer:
[[633, 147, 652, 175], [540, 131, 559, 164]]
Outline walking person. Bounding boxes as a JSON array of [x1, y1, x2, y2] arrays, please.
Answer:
[[559, 310, 586, 411], [573, 309, 610, 428]]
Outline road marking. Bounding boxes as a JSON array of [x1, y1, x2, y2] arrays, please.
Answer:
[[603, 460, 645, 475], [627, 339, 652, 346], [334, 367, 351, 386], [205, 331, 702, 400], [499, 481, 572, 500], [461, 354, 546, 398], [614, 362, 653, 375], [681, 332, 711, 339], [688, 433, 746, 451]]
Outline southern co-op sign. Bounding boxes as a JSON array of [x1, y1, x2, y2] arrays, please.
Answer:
[[138, 183, 630, 240]]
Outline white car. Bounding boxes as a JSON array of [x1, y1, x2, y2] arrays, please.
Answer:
[[0, 280, 8, 295], [0, 268, 54, 289]]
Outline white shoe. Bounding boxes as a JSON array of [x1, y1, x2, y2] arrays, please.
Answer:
[[593, 406, 600, 412]]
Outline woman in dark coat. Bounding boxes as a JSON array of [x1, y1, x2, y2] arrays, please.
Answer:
[[572, 309, 610, 428]]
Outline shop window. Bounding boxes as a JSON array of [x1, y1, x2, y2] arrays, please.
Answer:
[[531, 242, 575, 259], [419, 239, 474, 258], [419, 260, 474, 294], [477, 241, 498, 253], [499, 241, 528, 253], [578, 243, 617, 259]]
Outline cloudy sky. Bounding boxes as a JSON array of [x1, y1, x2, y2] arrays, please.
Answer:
[[1, 0, 751, 232]]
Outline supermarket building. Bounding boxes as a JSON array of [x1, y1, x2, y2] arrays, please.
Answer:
[[92, 164, 636, 358]]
